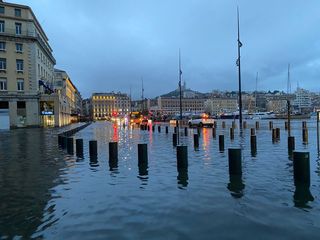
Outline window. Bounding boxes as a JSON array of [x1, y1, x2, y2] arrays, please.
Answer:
[[16, 59, 23, 72], [15, 8, 21, 17], [16, 43, 23, 53], [0, 78, 7, 90], [17, 79, 24, 91], [0, 6, 4, 14], [15, 23, 22, 35], [0, 58, 6, 70], [0, 20, 4, 32], [0, 42, 5, 51]]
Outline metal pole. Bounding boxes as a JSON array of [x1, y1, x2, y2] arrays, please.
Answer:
[[317, 111, 319, 154], [237, 7, 243, 130], [287, 100, 291, 137], [178, 49, 183, 145]]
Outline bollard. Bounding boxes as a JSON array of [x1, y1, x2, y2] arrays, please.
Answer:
[[67, 137, 74, 154], [193, 134, 199, 149], [184, 127, 188, 136], [250, 128, 255, 136], [250, 135, 257, 153], [302, 121, 307, 129], [158, 125, 161, 133], [228, 148, 242, 175], [147, 125, 150, 131], [232, 121, 236, 129], [269, 121, 273, 130], [230, 128, 234, 140], [61, 136, 67, 149], [214, 121, 217, 128], [285, 121, 288, 130], [219, 135, 225, 152], [272, 128, 277, 142], [243, 121, 247, 129], [302, 128, 308, 144], [177, 145, 188, 170], [76, 139, 83, 157], [276, 128, 280, 139], [165, 126, 169, 134], [172, 133, 177, 147], [197, 127, 201, 137], [152, 125, 155, 132], [288, 136, 295, 152], [109, 142, 118, 162], [255, 121, 260, 130], [174, 127, 177, 133], [58, 135, 63, 146], [293, 152, 310, 186], [212, 127, 216, 139], [222, 121, 226, 128], [138, 143, 148, 175], [89, 140, 98, 158]]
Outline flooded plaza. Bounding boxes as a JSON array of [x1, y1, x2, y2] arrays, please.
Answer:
[[0, 119, 320, 239]]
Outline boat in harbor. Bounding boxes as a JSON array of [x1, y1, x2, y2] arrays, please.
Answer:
[[275, 112, 311, 119], [249, 111, 276, 120]]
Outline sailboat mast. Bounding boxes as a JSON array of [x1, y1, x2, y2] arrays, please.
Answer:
[[141, 78, 144, 112], [255, 72, 258, 112], [237, 7, 243, 128], [287, 64, 291, 94]]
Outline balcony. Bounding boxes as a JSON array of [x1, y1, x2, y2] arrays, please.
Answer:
[[0, 28, 36, 38]]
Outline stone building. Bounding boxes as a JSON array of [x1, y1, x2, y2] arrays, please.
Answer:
[[92, 92, 130, 120], [0, 1, 55, 129]]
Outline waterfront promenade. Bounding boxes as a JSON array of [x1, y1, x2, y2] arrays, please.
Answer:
[[0, 119, 319, 239]]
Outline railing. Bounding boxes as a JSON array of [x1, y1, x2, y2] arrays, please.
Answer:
[[0, 28, 36, 38]]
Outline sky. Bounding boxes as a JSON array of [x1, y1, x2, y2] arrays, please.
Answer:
[[14, 0, 320, 99]]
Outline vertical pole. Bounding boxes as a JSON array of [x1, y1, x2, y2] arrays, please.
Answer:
[[193, 134, 199, 149], [317, 111, 320, 154], [219, 135, 225, 152], [76, 139, 83, 157], [287, 100, 291, 137], [237, 7, 243, 130]]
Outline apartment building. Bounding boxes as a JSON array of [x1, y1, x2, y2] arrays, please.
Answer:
[[204, 97, 238, 115], [157, 97, 206, 116], [0, 1, 55, 129], [92, 92, 130, 120], [39, 69, 82, 127]]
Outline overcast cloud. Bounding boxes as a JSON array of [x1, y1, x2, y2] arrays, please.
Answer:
[[15, 0, 320, 98]]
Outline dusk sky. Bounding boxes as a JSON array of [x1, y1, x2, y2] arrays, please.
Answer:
[[15, 0, 320, 99]]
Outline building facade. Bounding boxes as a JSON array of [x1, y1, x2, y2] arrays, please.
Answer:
[[204, 97, 238, 115], [92, 92, 130, 120], [157, 97, 206, 116], [293, 87, 312, 112], [0, 1, 55, 129], [39, 68, 81, 127]]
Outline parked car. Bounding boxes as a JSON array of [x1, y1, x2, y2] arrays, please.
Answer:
[[188, 115, 214, 128]]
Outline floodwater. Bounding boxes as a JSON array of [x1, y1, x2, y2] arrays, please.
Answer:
[[0, 119, 319, 239]]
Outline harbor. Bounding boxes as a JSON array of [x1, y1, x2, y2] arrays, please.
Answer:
[[0, 119, 320, 239]]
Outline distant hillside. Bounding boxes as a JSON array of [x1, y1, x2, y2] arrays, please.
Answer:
[[160, 88, 206, 98]]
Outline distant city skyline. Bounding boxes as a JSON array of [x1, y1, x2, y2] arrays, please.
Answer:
[[14, 0, 320, 98]]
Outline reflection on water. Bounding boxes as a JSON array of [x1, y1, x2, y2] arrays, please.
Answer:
[[0, 128, 66, 239], [294, 183, 314, 208], [177, 168, 188, 188], [227, 174, 245, 198], [0, 120, 319, 239]]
